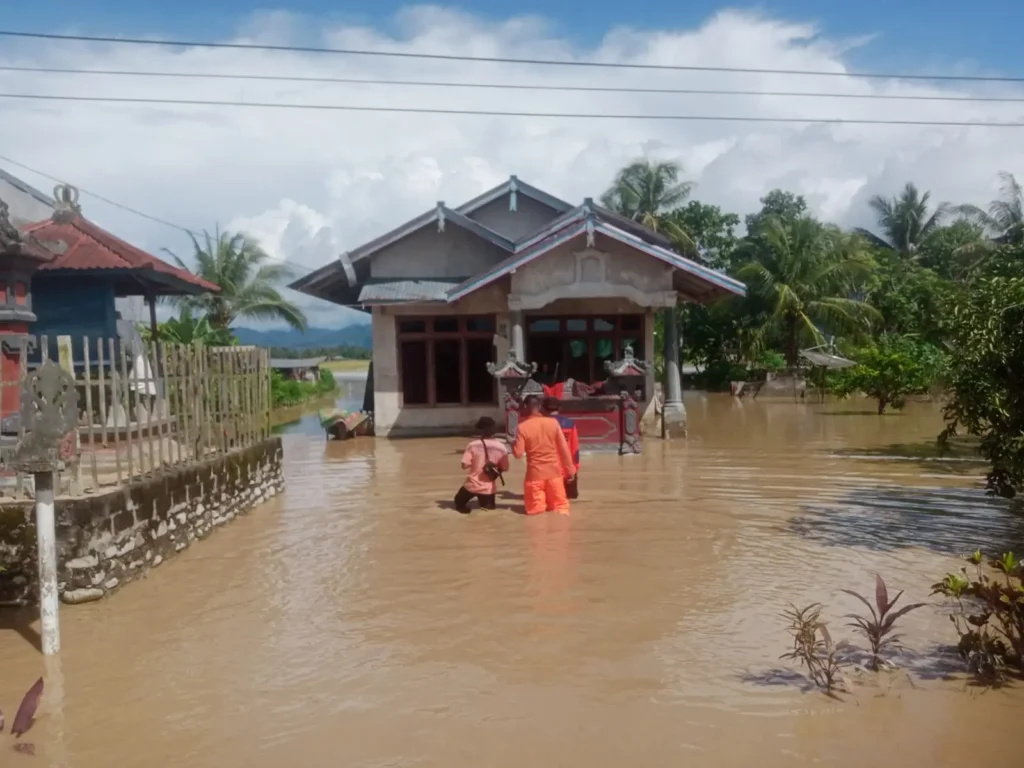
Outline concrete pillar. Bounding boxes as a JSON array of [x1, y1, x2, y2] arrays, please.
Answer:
[[35, 470, 60, 654], [510, 310, 525, 359], [661, 306, 687, 438]]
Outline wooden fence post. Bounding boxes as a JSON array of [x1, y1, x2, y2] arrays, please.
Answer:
[[56, 335, 81, 495]]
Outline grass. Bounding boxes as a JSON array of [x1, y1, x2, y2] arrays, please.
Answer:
[[322, 358, 371, 373]]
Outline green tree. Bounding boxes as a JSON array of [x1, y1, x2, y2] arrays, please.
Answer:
[[735, 217, 879, 367], [954, 171, 1024, 246], [665, 201, 740, 269], [600, 160, 695, 251], [865, 255, 951, 343], [856, 182, 948, 258], [143, 307, 237, 346], [940, 274, 1024, 498], [167, 228, 307, 331], [916, 219, 988, 280], [830, 335, 947, 414], [744, 189, 808, 237]]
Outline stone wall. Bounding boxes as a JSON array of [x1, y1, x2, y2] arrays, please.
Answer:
[[0, 437, 284, 605]]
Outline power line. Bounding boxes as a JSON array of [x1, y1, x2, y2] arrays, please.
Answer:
[[4, 64, 1024, 104], [0, 153, 316, 276], [2, 29, 1023, 84], [2, 92, 1023, 127]]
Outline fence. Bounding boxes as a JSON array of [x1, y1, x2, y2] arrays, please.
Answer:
[[0, 334, 271, 498]]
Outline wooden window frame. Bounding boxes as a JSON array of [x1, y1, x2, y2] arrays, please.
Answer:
[[396, 315, 497, 407], [524, 314, 644, 383]]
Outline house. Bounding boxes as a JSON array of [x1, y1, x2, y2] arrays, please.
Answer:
[[19, 183, 219, 361], [270, 356, 326, 381], [290, 175, 745, 439]]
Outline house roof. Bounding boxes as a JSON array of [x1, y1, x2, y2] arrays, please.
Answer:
[[23, 203, 220, 296], [289, 176, 744, 307], [270, 357, 326, 369], [454, 175, 574, 217], [0, 168, 55, 209]]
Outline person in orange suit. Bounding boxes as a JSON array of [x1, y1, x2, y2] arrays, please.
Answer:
[[542, 396, 580, 500], [513, 395, 576, 515]]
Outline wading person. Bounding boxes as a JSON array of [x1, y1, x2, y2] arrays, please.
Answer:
[[542, 396, 580, 500], [454, 417, 509, 514], [513, 395, 576, 515]]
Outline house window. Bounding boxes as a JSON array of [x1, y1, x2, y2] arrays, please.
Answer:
[[397, 315, 497, 407], [525, 315, 645, 384]]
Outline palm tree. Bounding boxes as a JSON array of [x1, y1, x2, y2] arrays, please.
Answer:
[[856, 182, 949, 258], [600, 160, 696, 252], [953, 171, 1024, 245], [167, 227, 306, 331], [736, 217, 880, 368]]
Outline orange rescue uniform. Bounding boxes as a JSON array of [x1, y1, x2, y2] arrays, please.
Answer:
[[513, 415, 576, 515]]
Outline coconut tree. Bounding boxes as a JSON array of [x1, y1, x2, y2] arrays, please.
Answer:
[[167, 227, 306, 331], [736, 217, 880, 368], [600, 160, 696, 252], [856, 182, 949, 259], [953, 171, 1024, 245]]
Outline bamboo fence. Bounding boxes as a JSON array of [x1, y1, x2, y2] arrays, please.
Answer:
[[0, 335, 271, 498]]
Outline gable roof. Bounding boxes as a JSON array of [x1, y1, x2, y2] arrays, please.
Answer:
[[447, 205, 745, 304], [288, 175, 744, 306], [24, 212, 220, 295], [454, 175, 574, 217]]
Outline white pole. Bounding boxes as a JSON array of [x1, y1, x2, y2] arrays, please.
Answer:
[[34, 470, 60, 655]]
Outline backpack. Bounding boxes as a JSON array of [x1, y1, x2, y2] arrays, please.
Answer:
[[480, 438, 505, 485]]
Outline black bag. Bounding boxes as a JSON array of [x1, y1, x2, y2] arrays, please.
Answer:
[[480, 438, 504, 485]]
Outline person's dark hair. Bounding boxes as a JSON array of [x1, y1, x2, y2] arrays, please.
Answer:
[[541, 396, 560, 414], [475, 416, 498, 438], [523, 394, 542, 412]]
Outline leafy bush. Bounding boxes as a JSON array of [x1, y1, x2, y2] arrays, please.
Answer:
[[842, 575, 925, 670], [932, 550, 1023, 684], [830, 335, 947, 414], [142, 307, 237, 347], [270, 367, 337, 408], [939, 276, 1024, 498], [781, 603, 849, 694]]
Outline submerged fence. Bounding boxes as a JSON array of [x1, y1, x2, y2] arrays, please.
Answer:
[[0, 335, 271, 498]]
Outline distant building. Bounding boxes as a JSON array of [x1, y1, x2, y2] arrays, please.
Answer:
[[270, 356, 326, 381]]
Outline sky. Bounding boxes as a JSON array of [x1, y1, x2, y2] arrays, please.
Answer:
[[1, 2, 1023, 329]]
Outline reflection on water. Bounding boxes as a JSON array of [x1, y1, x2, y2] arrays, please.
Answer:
[[1, 394, 1022, 767]]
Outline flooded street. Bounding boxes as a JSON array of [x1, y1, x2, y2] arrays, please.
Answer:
[[3, 390, 1023, 766]]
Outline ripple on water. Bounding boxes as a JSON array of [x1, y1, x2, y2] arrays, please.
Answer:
[[1, 397, 1022, 767]]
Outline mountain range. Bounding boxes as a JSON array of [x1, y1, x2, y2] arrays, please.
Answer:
[[235, 324, 372, 350]]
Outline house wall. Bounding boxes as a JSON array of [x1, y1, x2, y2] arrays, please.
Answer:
[[509, 236, 676, 311], [370, 223, 511, 280], [467, 195, 561, 241], [31, 274, 118, 359], [371, 285, 509, 437]]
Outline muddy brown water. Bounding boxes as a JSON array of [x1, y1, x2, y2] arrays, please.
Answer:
[[3, 393, 1024, 766]]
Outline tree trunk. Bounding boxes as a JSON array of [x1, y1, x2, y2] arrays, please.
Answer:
[[877, 399, 887, 415]]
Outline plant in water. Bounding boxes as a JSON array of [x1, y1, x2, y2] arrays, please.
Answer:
[[932, 550, 1024, 684], [1, 677, 43, 756], [781, 603, 848, 694], [842, 574, 925, 670]]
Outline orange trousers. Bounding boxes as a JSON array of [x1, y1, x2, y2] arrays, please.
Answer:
[[523, 478, 570, 516]]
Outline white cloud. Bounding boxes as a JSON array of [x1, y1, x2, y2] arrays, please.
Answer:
[[2, 6, 1024, 328]]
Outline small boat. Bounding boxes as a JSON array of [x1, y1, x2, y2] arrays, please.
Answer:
[[319, 408, 373, 440]]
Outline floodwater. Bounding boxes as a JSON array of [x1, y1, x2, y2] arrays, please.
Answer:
[[3, 387, 1024, 767]]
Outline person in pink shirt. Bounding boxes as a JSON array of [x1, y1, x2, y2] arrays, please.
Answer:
[[454, 417, 510, 514]]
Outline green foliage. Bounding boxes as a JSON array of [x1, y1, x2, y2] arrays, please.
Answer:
[[864, 256, 951, 343], [166, 226, 307, 331], [932, 550, 1023, 684], [939, 275, 1024, 498], [745, 189, 808, 237], [665, 201, 740, 269], [781, 603, 848, 695], [735, 217, 879, 367], [270, 367, 337, 408], [856, 182, 949, 258], [600, 159, 696, 251], [830, 335, 947, 414], [142, 307, 238, 346], [953, 171, 1024, 246]]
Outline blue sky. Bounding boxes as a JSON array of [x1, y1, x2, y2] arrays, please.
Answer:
[[11, 0, 1024, 76]]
